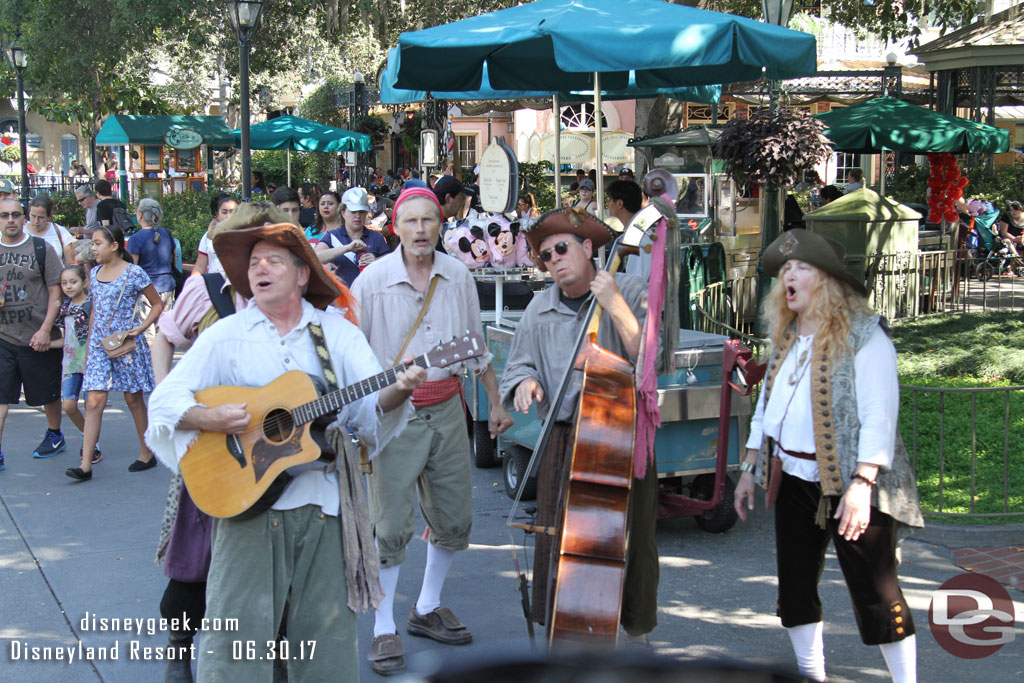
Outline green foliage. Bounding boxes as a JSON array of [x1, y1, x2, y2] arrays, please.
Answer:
[[888, 163, 1024, 209], [50, 191, 84, 228], [0, 145, 20, 162], [299, 76, 349, 188], [399, 111, 423, 156], [891, 312, 1024, 521], [158, 189, 238, 263], [713, 107, 832, 188], [357, 114, 390, 147], [252, 150, 313, 188], [519, 161, 557, 212]]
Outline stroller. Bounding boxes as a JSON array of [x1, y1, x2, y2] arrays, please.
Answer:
[[966, 204, 1024, 280]]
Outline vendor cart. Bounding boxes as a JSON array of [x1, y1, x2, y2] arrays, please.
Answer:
[[464, 301, 753, 533]]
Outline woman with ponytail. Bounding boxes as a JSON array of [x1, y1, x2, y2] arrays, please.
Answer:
[[66, 225, 163, 481]]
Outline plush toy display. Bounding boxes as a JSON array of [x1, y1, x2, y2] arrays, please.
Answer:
[[485, 215, 530, 268], [443, 220, 491, 267]]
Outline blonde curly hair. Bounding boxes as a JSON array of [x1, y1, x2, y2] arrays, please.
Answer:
[[762, 260, 873, 359]]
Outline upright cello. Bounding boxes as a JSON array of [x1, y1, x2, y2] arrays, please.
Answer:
[[508, 173, 679, 644]]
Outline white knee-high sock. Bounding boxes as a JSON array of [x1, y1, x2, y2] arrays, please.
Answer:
[[373, 564, 401, 637], [880, 634, 917, 683], [786, 622, 826, 682], [415, 544, 455, 616]]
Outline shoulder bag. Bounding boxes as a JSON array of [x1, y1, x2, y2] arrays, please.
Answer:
[[100, 272, 137, 359]]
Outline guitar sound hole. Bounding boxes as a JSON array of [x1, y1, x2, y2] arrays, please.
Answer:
[[263, 409, 295, 443]]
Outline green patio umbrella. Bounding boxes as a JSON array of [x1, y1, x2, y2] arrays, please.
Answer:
[[232, 115, 371, 185], [815, 97, 1010, 154]]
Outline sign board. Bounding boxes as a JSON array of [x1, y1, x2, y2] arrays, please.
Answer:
[[164, 127, 203, 150], [420, 129, 438, 167], [479, 136, 519, 214], [541, 131, 591, 163], [344, 151, 357, 166], [540, 129, 636, 164]]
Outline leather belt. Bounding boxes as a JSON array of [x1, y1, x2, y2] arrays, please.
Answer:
[[777, 444, 816, 461]]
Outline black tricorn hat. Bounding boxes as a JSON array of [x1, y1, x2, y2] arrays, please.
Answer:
[[762, 229, 867, 296]]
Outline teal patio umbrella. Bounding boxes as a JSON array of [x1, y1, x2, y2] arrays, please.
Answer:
[[232, 115, 371, 185], [389, 0, 816, 211], [815, 97, 1010, 154], [392, 0, 816, 92]]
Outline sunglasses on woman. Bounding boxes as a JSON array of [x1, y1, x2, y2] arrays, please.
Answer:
[[539, 241, 572, 263]]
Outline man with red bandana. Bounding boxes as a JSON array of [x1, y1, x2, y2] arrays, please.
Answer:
[[351, 187, 513, 675]]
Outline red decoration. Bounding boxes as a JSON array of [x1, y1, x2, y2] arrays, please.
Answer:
[[926, 153, 969, 225]]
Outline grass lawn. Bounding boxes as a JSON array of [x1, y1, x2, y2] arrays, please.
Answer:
[[891, 312, 1024, 523]]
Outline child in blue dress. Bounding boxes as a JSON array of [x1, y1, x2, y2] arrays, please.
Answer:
[[65, 226, 164, 481]]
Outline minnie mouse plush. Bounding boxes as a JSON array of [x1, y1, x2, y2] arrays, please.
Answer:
[[485, 215, 530, 268]]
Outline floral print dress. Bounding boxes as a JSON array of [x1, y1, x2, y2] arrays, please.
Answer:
[[83, 264, 155, 393]]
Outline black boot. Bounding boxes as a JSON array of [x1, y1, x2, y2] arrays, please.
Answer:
[[165, 631, 194, 683]]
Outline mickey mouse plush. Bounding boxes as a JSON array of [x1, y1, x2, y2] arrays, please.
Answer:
[[443, 220, 491, 267]]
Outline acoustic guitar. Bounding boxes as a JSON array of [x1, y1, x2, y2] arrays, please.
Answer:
[[180, 331, 484, 518]]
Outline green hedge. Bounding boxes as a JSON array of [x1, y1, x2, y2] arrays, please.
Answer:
[[159, 189, 239, 263], [50, 190, 85, 228], [887, 163, 1024, 208]]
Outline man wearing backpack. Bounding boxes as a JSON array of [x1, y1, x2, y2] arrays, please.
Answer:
[[94, 179, 126, 227], [0, 197, 65, 471]]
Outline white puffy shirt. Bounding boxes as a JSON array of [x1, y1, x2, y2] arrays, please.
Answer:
[[746, 327, 899, 482]]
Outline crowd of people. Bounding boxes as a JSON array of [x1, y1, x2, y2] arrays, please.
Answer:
[[0, 164, 928, 683]]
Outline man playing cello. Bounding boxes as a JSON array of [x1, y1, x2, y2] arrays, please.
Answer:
[[499, 206, 660, 644]]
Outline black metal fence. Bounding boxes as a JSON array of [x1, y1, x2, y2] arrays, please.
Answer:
[[0, 173, 90, 197]]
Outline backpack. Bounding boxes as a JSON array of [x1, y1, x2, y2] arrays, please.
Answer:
[[109, 205, 135, 234]]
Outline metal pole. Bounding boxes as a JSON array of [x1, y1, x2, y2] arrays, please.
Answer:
[[354, 79, 365, 188], [287, 149, 291, 187], [756, 81, 783, 304], [15, 68, 28, 204], [593, 72, 604, 218], [552, 94, 561, 205], [239, 29, 252, 200], [118, 145, 128, 202]]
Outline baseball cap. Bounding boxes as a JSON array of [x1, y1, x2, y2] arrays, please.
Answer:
[[579, 179, 595, 191], [341, 187, 371, 212], [433, 175, 473, 202], [0, 178, 14, 195]]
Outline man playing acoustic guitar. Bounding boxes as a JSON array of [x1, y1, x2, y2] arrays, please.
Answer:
[[146, 218, 425, 682]]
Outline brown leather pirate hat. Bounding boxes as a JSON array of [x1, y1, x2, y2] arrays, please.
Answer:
[[762, 229, 867, 296], [213, 221, 341, 310], [522, 206, 617, 272]]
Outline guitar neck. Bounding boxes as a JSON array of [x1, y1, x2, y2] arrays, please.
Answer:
[[292, 355, 431, 426]]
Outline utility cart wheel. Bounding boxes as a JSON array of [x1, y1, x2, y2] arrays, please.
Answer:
[[503, 445, 537, 501], [689, 473, 738, 533], [473, 420, 498, 469]]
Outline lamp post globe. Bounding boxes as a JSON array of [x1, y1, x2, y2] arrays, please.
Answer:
[[225, 0, 266, 200]]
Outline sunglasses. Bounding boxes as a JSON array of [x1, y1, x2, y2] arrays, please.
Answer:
[[539, 241, 572, 263]]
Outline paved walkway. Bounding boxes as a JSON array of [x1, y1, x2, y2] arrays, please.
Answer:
[[1, 396, 1022, 682], [952, 546, 1024, 592]]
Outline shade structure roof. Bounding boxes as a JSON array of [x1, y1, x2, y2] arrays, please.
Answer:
[[95, 115, 237, 146], [815, 97, 1011, 154], [233, 115, 371, 153], [380, 47, 722, 105], [628, 127, 723, 148], [391, 0, 817, 93]]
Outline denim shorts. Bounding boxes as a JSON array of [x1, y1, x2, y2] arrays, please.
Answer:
[[61, 373, 87, 401]]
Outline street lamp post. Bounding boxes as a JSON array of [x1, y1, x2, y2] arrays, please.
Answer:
[[757, 0, 795, 302], [4, 31, 29, 204], [226, 0, 266, 201]]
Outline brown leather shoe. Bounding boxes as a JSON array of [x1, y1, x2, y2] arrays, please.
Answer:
[[367, 633, 405, 676], [406, 607, 473, 645]]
